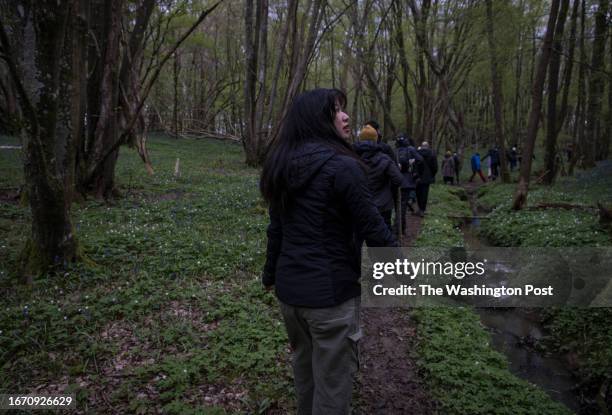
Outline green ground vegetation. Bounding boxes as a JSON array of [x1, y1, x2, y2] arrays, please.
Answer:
[[477, 166, 611, 247], [1, 136, 609, 413], [0, 134, 293, 414]]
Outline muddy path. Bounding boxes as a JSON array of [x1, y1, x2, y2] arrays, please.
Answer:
[[356, 213, 434, 415]]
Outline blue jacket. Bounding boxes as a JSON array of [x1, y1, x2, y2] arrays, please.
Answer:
[[471, 154, 481, 171]]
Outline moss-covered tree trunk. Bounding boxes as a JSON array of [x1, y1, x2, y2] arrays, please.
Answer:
[[23, 176, 77, 280], [0, 0, 86, 281]]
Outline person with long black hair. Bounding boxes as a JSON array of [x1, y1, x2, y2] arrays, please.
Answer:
[[260, 88, 397, 414]]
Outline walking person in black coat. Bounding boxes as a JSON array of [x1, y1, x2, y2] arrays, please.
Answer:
[[260, 88, 397, 415], [395, 134, 423, 230], [483, 146, 500, 180], [453, 151, 461, 184], [416, 141, 438, 216], [508, 146, 518, 171], [354, 125, 404, 232]]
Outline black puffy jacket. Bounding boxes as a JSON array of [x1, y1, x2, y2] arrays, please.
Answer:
[[484, 148, 500, 165], [354, 141, 403, 212], [417, 147, 438, 184], [397, 145, 424, 189], [262, 142, 398, 307]]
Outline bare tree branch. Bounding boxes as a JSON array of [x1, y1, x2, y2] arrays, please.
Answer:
[[85, 0, 224, 181]]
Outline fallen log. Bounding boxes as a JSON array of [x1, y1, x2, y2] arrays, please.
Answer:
[[179, 129, 241, 142], [524, 202, 598, 211], [447, 215, 492, 219]]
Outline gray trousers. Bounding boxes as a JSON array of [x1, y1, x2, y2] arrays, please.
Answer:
[[279, 297, 362, 415]]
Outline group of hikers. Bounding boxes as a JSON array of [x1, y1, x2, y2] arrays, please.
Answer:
[[352, 121, 530, 234], [258, 87, 520, 414], [353, 120, 439, 239], [470, 145, 523, 182]]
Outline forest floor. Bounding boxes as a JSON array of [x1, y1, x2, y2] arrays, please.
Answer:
[[1, 134, 296, 414], [1, 134, 611, 414]]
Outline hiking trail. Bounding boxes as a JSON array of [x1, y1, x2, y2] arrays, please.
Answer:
[[356, 212, 434, 415]]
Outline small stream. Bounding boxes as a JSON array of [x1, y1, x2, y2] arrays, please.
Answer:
[[460, 186, 586, 414]]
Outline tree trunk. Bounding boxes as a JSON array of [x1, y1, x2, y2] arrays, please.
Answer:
[[246, 0, 325, 162], [263, 0, 293, 140], [80, 0, 123, 199], [173, 51, 181, 138], [557, 0, 578, 133], [512, 0, 560, 210], [606, 44, 612, 160], [569, 0, 586, 175], [0, 69, 20, 134], [80, 0, 221, 184], [512, 0, 525, 146], [118, 0, 156, 175], [0, 1, 82, 279], [409, 0, 431, 140], [543, 0, 569, 185], [92, 0, 122, 199], [255, 0, 269, 143], [394, 0, 414, 135], [279, 0, 324, 126], [485, 0, 510, 183], [243, 0, 259, 166], [583, 0, 608, 166]]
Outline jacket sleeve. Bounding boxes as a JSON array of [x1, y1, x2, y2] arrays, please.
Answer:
[[412, 149, 425, 177], [262, 206, 282, 286], [334, 158, 398, 248], [386, 158, 404, 188], [410, 148, 424, 163]]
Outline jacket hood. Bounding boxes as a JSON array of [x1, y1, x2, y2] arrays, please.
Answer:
[[354, 141, 383, 156], [288, 142, 336, 191], [354, 141, 388, 166]]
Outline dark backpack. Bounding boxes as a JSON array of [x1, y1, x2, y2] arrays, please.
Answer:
[[398, 147, 422, 175]]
